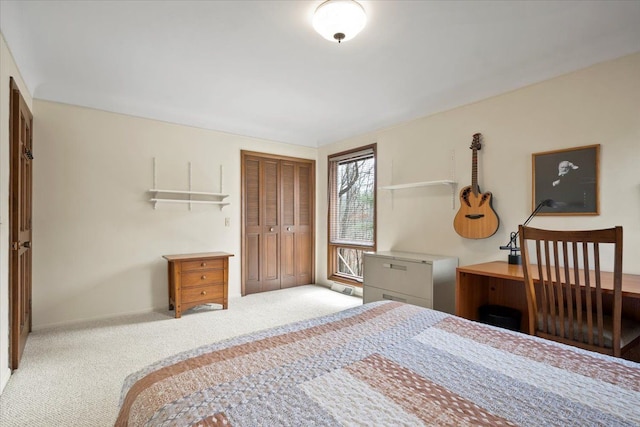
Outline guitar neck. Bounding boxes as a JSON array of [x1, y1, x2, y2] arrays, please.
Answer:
[[471, 148, 479, 195]]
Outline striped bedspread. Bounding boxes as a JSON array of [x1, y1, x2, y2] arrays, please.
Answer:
[[116, 301, 640, 426]]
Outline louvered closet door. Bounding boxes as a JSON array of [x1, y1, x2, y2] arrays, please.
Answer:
[[281, 161, 313, 288], [294, 162, 312, 286], [243, 156, 262, 295], [280, 162, 297, 288], [242, 152, 315, 295], [262, 159, 281, 291]]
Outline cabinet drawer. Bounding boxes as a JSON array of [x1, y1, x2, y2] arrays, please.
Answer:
[[363, 285, 431, 309], [182, 269, 224, 288], [182, 284, 225, 304], [182, 258, 224, 271], [364, 256, 433, 299]]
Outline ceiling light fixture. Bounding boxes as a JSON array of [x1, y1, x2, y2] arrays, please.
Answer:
[[312, 0, 367, 43]]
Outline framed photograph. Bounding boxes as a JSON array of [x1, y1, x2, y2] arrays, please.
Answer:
[[532, 144, 600, 215]]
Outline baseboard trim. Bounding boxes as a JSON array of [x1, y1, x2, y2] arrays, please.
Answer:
[[32, 306, 159, 331], [1, 367, 11, 394]]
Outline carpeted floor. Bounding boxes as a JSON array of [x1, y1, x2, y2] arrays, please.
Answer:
[[0, 285, 361, 426]]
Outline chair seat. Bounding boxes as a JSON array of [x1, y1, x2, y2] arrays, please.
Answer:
[[537, 311, 640, 348]]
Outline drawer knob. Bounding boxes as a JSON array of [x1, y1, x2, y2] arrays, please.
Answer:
[[201, 290, 207, 295], [201, 275, 207, 280], [201, 262, 207, 267]]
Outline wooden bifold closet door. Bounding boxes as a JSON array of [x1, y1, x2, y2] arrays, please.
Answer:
[[242, 152, 315, 295]]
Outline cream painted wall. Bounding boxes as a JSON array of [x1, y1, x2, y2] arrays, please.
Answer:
[[0, 33, 33, 392], [317, 53, 640, 286], [32, 101, 316, 328]]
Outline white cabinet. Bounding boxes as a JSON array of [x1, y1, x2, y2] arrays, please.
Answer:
[[363, 251, 458, 314]]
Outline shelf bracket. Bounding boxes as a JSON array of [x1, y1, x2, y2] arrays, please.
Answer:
[[450, 149, 456, 210], [188, 161, 192, 211]]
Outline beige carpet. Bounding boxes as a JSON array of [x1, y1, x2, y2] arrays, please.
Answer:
[[0, 285, 361, 426]]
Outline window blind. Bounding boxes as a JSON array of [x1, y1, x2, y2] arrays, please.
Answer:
[[328, 148, 375, 247]]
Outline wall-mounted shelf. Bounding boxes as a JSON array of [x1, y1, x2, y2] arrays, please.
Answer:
[[379, 180, 456, 190], [149, 189, 230, 209], [379, 180, 458, 209], [149, 159, 229, 210], [150, 189, 229, 197], [379, 152, 458, 209]]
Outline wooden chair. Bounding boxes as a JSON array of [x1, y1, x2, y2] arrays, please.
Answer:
[[518, 225, 640, 358]]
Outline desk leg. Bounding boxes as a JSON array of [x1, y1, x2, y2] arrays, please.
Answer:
[[167, 261, 182, 319], [168, 262, 174, 311]]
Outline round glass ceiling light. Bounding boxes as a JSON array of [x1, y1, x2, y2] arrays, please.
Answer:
[[312, 0, 367, 43]]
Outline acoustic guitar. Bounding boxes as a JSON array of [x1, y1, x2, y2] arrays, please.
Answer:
[[453, 133, 499, 239]]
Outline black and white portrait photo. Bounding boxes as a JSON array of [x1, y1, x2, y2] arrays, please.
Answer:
[[533, 145, 600, 215]]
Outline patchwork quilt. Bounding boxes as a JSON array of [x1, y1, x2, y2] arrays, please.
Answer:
[[116, 301, 640, 426]]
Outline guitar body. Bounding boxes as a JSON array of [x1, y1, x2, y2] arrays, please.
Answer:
[[453, 185, 499, 239], [453, 133, 500, 239]]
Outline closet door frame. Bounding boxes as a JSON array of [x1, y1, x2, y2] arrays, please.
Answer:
[[241, 151, 315, 295]]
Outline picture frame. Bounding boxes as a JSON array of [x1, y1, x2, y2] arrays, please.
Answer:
[[532, 144, 600, 215]]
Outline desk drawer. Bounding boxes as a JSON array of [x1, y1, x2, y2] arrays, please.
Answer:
[[363, 285, 431, 309], [364, 256, 433, 299], [182, 284, 225, 304], [182, 269, 224, 288]]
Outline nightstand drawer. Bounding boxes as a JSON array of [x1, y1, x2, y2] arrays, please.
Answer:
[[182, 259, 224, 271], [182, 284, 225, 304], [182, 269, 224, 288]]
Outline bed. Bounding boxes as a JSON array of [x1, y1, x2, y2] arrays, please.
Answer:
[[116, 301, 640, 426]]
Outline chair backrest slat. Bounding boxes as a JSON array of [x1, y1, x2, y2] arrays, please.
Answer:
[[594, 242, 605, 347], [552, 240, 565, 338], [543, 241, 554, 335], [582, 241, 593, 345], [561, 241, 574, 342], [534, 241, 547, 333], [572, 241, 583, 343]]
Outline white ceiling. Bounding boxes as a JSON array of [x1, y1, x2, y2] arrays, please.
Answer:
[[1, 1, 639, 147]]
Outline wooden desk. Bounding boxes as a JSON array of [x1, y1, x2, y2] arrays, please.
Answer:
[[456, 261, 640, 332]]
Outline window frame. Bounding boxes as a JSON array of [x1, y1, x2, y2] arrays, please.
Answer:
[[327, 144, 377, 286]]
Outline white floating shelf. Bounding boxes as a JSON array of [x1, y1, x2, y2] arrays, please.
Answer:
[[150, 198, 230, 206], [379, 180, 458, 209], [149, 159, 229, 210], [379, 180, 457, 190], [150, 189, 229, 198]]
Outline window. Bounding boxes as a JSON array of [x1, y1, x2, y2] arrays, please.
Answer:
[[328, 145, 376, 285]]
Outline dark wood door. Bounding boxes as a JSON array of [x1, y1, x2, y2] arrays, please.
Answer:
[[280, 161, 296, 288], [243, 156, 261, 294], [281, 161, 313, 288], [9, 78, 33, 369], [242, 152, 314, 295], [262, 159, 281, 291], [294, 162, 313, 286]]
